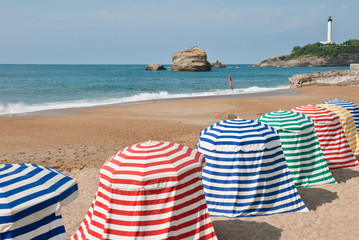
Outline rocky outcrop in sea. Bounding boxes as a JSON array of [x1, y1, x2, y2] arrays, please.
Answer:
[[171, 46, 211, 71], [145, 64, 167, 71], [210, 60, 227, 68], [255, 54, 359, 67], [289, 69, 359, 88]]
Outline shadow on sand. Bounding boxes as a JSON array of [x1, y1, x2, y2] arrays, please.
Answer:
[[212, 219, 282, 240], [297, 187, 338, 211], [330, 167, 359, 183]]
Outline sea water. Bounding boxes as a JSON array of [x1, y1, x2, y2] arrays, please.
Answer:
[[0, 64, 349, 115]]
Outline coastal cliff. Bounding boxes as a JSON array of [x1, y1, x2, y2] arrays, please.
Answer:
[[289, 69, 359, 88], [171, 46, 211, 71]]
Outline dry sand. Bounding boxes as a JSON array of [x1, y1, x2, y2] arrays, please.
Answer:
[[1, 85, 359, 240]]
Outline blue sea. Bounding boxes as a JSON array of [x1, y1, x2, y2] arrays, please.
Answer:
[[0, 64, 349, 115]]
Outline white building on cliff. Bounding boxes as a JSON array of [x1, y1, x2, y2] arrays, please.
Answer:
[[321, 16, 334, 44]]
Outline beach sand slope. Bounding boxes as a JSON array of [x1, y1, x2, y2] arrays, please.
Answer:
[[1, 86, 359, 239]]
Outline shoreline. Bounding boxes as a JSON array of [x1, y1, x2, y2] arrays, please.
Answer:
[[1, 64, 351, 118], [2, 85, 359, 239], [1, 88, 296, 118]]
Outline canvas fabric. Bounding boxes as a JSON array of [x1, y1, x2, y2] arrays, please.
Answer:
[[292, 105, 359, 169], [258, 111, 336, 187], [319, 104, 359, 154], [70, 141, 217, 240], [0, 163, 78, 240], [323, 99, 359, 133], [196, 119, 308, 218]]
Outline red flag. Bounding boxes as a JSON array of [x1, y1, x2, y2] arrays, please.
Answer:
[[228, 75, 234, 90]]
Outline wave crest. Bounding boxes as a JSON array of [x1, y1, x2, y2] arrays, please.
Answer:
[[0, 86, 288, 115]]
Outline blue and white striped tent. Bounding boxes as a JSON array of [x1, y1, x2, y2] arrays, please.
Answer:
[[323, 99, 359, 133], [0, 163, 78, 240], [197, 119, 308, 218]]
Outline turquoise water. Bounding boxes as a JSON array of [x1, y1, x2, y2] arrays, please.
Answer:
[[0, 64, 349, 115]]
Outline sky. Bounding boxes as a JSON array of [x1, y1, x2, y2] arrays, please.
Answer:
[[0, 0, 358, 64]]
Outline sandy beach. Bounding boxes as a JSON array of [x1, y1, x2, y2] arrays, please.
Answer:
[[1, 85, 359, 240]]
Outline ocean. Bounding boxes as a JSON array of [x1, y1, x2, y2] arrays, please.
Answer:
[[0, 64, 349, 116]]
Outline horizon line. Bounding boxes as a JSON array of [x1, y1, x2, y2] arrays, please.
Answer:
[[0, 63, 251, 65]]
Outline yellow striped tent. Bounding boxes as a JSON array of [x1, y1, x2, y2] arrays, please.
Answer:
[[319, 104, 359, 155]]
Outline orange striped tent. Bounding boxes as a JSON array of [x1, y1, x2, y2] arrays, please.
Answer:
[[70, 141, 217, 240], [292, 105, 359, 169], [323, 99, 359, 133], [319, 104, 359, 155]]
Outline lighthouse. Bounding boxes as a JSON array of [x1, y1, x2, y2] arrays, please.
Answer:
[[327, 16, 333, 43], [321, 16, 333, 44]]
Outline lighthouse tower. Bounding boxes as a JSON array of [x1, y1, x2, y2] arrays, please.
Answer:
[[321, 16, 333, 44], [327, 16, 333, 43]]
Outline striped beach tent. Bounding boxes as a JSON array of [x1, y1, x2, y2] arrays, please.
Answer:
[[70, 141, 217, 240], [0, 163, 78, 240], [196, 119, 308, 218], [319, 104, 359, 155], [323, 99, 359, 133], [258, 111, 336, 187], [292, 105, 359, 169]]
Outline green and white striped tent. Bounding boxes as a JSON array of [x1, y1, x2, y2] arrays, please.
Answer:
[[258, 111, 336, 187]]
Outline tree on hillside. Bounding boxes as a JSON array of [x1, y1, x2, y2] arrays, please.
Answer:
[[286, 39, 359, 60], [341, 39, 359, 46]]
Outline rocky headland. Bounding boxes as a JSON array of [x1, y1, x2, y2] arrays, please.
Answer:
[[171, 46, 211, 71], [255, 54, 359, 67], [255, 40, 359, 67], [289, 68, 359, 88]]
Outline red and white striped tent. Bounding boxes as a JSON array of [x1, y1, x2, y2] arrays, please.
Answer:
[[70, 141, 217, 240], [292, 105, 359, 169]]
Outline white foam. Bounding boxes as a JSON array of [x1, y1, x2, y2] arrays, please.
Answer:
[[0, 85, 288, 115]]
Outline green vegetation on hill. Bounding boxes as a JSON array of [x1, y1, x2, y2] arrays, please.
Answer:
[[286, 39, 359, 60]]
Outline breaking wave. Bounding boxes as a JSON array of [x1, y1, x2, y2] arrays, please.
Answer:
[[0, 85, 288, 116]]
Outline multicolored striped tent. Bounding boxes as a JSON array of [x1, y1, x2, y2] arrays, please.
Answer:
[[0, 163, 78, 240], [319, 104, 359, 155], [196, 119, 308, 218], [292, 105, 359, 169], [258, 111, 336, 188], [323, 99, 359, 133], [70, 141, 217, 240]]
